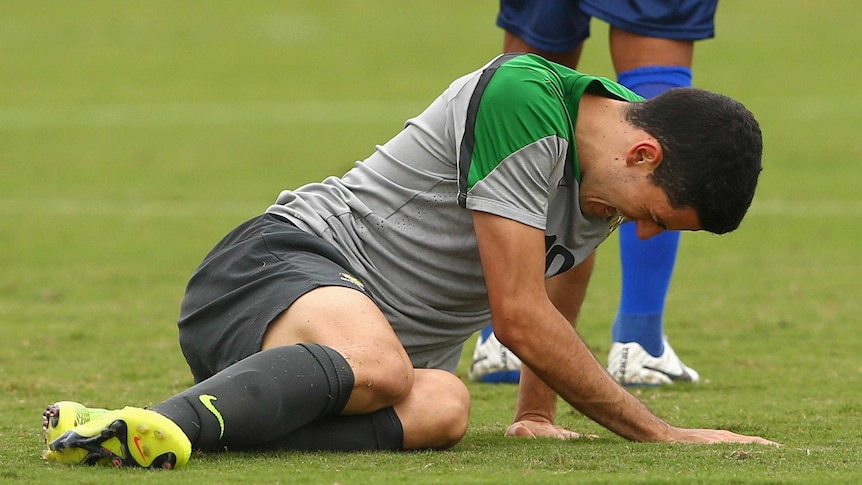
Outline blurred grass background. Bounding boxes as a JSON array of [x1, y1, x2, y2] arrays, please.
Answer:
[[1, 1, 860, 483]]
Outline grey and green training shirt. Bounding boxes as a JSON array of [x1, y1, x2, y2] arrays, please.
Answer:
[[267, 53, 643, 371]]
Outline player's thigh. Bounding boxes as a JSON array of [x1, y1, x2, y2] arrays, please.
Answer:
[[262, 285, 408, 363], [263, 286, 415, 409]]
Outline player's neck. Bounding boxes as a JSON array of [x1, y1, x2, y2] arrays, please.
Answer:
[[575, 95, 633, 175]]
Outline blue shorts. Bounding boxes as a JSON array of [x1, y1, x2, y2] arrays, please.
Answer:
[[497, 0, 718, 52]]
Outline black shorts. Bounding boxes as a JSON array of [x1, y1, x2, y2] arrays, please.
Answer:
[[177, 213, 368, 383]]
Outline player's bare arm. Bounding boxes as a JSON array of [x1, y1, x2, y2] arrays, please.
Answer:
[[506, 364, 590, 440], [472, 211, 778, 445], [507, 257, 597, 439]]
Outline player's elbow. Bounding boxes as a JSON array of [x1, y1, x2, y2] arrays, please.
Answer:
[[491, 296, 559, 359], [491, 313, 533, 356]]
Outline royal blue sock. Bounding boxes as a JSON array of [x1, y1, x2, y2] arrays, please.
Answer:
[[611, 66, 690, 357], [617, 65, 692, 99]]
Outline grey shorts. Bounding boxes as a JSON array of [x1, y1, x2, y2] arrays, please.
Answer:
[[177, 213, 368, 383]]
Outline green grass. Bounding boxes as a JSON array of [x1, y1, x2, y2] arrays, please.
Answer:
[[2, 1, 860, 483]]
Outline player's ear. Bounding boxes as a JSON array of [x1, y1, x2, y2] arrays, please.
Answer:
[[625, 139, 663, 169]]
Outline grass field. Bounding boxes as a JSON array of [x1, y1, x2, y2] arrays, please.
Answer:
[[2, 1, 861, 483]]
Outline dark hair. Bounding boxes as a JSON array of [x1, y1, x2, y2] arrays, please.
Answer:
[[625, 88, 763, 234]]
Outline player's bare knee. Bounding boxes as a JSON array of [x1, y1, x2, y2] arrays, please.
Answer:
[[434, 381, 471, 449], [352, 351, 415, 408], [402, 370, 471, 450]]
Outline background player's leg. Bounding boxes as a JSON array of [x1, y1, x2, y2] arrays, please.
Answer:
[[611, 62, 688, 357], [606, 28, 699, 385], [502, 31, 583, 70], [612, 224, 680, 356], [610, 28, 692, 357]]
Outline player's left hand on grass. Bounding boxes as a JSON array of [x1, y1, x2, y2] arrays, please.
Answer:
[[505, 419, 597, 440]]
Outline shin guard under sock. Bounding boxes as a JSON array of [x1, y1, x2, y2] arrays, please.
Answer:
[[258, 407, 404, 452], [612, 65, 689, 357], [152, 343, 354, 450]]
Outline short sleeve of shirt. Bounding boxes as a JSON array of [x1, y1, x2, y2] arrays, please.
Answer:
[[458, 59, 573, 230]]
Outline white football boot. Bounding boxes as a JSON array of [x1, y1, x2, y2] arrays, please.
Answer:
[[607, 337, 700, 386], [467, 328, 522, 383]]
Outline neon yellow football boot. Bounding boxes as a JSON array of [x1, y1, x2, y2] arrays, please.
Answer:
[[44, 406, 192, 469], [43, 401, 111, 445]]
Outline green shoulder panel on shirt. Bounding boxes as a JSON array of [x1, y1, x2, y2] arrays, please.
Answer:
[[466, 54, 642, 191], [467, 58, 572, 191], [586, 76, 644, 103]]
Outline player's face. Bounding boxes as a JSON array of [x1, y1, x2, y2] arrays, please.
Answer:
[[582, 178, 700, 240]]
